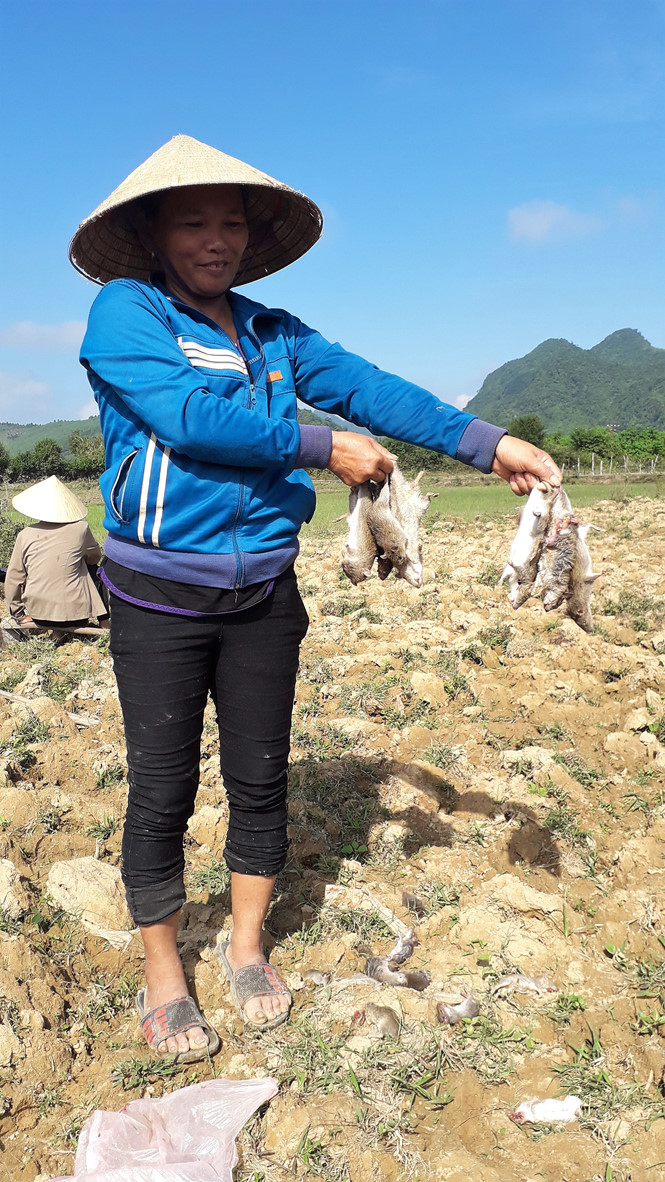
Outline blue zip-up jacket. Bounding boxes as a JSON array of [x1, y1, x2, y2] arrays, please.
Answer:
[[81, 279, 505, 588]]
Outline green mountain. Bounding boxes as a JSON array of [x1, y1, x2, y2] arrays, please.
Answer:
[[296, 407, 371, 435], [465, 329, 665, 432], [0, 416, 101, 457]]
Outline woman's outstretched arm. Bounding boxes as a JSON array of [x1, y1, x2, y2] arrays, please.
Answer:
[[326, 428, 561, 492]]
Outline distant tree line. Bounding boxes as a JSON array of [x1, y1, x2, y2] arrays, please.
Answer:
[[507, 415, 664, 468], [380, 416, 664, 477], [0, 431, 106, 482]]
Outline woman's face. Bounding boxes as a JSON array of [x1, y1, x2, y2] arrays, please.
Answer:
[[148, 184, 249, 300]]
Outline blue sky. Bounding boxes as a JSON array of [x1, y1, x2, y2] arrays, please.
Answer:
[[0, 0, 663, 425]]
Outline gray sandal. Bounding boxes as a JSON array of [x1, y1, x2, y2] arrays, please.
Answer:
[[135, 988, 220, 1063], [217, 940, 291, 1030]]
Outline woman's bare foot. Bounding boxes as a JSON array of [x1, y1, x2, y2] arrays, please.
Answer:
[[225, 937, 291, 1026], [226, 871, 290, 1026], [141, 912, 208, 1056]]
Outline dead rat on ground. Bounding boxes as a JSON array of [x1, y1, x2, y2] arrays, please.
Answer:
[[436, 991, 479, 1025], [362, 1001, 401, 1038]]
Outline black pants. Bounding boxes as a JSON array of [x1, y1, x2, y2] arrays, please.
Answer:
[[109, 567, 309, 926]]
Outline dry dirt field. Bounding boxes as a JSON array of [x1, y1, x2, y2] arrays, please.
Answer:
[[1, 495, 665, 1182]]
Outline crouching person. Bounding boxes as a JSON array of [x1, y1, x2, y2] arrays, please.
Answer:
[[4, 475, 109, 630]]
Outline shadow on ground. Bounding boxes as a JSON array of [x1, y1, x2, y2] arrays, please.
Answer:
[[185, 754, 563, 952]]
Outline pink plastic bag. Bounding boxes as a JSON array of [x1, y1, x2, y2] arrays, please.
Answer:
[[52, 1077, 278, 1182]]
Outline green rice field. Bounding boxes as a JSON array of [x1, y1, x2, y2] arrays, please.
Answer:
[[302, 477, 664, 536]]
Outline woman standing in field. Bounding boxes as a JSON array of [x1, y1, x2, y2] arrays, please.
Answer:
[[70, 134, 560, 1062]]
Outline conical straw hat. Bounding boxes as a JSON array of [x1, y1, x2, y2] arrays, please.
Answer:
[[12, 476, 88, 524], [69, 134, 323, 287]]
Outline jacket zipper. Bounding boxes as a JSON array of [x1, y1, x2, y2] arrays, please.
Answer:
[[246, 313, 267, 391], [161, 290, 270, 588]]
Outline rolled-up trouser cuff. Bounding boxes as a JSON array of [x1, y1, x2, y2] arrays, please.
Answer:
[[224, 841, 289, 878], [122, 866, 186, 927]]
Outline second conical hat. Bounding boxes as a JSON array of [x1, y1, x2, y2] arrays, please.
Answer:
[[69, 134, 323, 287], [12, 476, 88, 524]]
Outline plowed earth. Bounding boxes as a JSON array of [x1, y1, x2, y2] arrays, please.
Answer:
[[1, 496, 665, 1181]]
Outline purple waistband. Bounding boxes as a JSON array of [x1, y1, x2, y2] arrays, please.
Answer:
[[99, 566, 274, 618]]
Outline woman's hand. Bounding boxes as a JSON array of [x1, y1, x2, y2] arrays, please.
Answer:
[[492, 435, 562, 495], [327, 432, 397, 486]]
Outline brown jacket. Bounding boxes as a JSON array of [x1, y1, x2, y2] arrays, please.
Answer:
[[4, 521, 106, 623]]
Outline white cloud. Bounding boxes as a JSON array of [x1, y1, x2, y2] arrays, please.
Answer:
[[0, 372, 53, 421], [615, 193, 658, 225], [508, 200, 602, 243], [452, 393, 473, 410], [507, 192, 659, 245], [78, 400, 98, 420], [0, 320, 86, 353]]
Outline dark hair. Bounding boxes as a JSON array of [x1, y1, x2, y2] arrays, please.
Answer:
[[108, 194, 160, 241], [130, 192, 163, 226], [116, 186, 249, 249], [129, 185, 248, 227]]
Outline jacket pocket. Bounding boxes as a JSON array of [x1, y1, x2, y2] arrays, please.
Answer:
[[109, 449, 140, 523]]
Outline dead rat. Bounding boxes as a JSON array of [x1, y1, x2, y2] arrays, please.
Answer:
[[302, 969, 331, 986], [436, 991, 479, 1025], [364, 1001, 401, 1038], [491, 973, 557, 999]]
